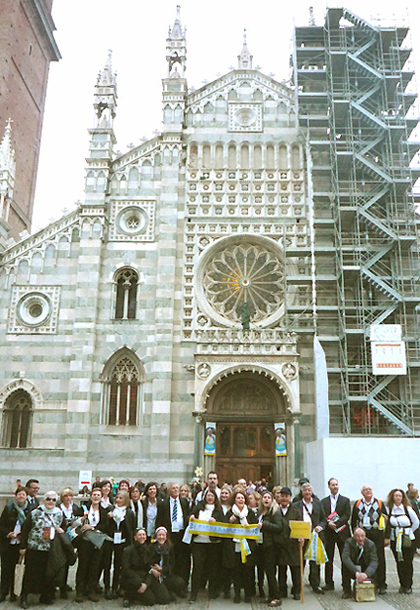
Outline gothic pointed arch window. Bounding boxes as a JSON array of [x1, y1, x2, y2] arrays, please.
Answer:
[[115, 268, 138, 319], [102, 350, 144, 426], [1, 390, 33, 448]]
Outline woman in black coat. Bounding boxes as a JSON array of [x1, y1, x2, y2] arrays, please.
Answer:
[[189, 489, 224, 603], [57, 486, 84, 599], [74, 487, 111, 603], [0, 487, 30, 602], [257, 492, 283, 606], [222, 488, 258, 604], [107, 490, 136, 598]]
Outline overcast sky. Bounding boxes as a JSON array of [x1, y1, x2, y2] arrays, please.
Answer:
[[31, 1, 420, 232]]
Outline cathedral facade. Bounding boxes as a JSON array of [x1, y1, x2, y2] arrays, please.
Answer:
[[0, 8, 419, 496]]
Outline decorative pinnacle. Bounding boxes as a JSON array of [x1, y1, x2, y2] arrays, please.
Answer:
[[238, 28, 253, 69], [0, 118, 15, 169], [97, 49, 117, 87], [169, 4, 185, 40]]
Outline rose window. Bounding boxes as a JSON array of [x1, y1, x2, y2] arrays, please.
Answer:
[[201, 240, 284, 325]]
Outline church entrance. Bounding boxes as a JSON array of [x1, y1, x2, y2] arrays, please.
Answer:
[[204, 371, 288, 485], [216, 423, 274, 484]]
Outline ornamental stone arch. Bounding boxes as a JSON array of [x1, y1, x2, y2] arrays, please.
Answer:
[[196, 363, 299, 416], [0, 379, 43, 411]]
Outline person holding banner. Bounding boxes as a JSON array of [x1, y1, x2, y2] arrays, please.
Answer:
[[223, 488, 259, 604], [257, 492, 283, 607], [189, 489, 224, 603], [276, 486, 302, 600], [294, 483, 327, 594]]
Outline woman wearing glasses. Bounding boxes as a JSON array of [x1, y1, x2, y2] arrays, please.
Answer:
[[19, 491, 64, 609]]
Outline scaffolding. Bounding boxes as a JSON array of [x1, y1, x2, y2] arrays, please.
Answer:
[[293, 7, 420, 436]]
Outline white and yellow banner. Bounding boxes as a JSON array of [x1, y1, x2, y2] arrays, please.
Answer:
[[187, 519, 259, 563]]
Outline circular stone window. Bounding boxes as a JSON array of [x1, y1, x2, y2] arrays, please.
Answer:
[[196, 235, 285, 327], [234, 107, 257, 128], [17, 293, 52, 327], [117, 206, 148, 236]]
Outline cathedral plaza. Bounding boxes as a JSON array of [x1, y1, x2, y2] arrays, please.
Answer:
[[0, 5, 419, 499]]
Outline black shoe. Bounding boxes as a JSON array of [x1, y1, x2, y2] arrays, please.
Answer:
[[10, 595, 17, 603], [293, 593, 300, 601], [75, 592, 84, 603], [402, 588, 412, 594], [234, 593, 241, 604], [244, 595, 251, 603], [189, 594, 197, 604], [312, 587, 324, 594], [60, 590, 68, 600], [224, 590, 230, 599], [378, 588, 387, 595], [342, 591, 352, 599], [20, 598, 28, 610], [0, 597, 6, 604], [322, 584, 334, 591]]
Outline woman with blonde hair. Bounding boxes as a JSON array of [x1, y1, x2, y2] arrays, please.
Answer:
[[57, 487, 84, 598], [257, 492, 283, 606], [107, 490, 135, 598]]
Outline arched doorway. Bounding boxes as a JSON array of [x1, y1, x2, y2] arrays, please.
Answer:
[[205, 371, 288, 484]]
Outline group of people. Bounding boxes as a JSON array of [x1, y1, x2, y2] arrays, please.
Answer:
[[0, 474, 419, 608]]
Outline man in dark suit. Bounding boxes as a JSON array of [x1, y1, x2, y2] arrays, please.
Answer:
[[343, 528, 378, 587], [321, 478, 351, 596], [277, 486, 303, 600], [25, 479, 40, 511], [294, 483, 327, 594], [155, 482, 191, 594]]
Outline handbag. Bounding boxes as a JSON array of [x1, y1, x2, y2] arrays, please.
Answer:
[[14, 556, 25, 596], [58, 532, 77, 565], [402, 534, 412, 549]]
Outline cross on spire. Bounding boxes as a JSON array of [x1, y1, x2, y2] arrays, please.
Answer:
[[238, 28, 253, 69]]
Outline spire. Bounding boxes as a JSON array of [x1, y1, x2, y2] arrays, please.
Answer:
[[0, 118, 16, 224], [238, 29, 253, 69], [93, 49, 118, 128], [166, 5, 187, 77], [0, 119, 15, 171]]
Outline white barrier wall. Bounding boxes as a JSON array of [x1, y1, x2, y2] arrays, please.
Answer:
[[304, 437, 419, 501]]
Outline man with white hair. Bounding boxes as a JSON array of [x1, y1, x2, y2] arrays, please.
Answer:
[[351, 484, 388, 594]]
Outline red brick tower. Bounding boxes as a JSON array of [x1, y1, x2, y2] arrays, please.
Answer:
[[0, 0, 60, 240]]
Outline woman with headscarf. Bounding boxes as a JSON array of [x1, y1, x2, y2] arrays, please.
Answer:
[[19, 491, 64, 608], [107, 490, 135, 598], [57, 487, 84, 599], [0, 486, 30, 603], [385, 488, 419, 594], [149, 526, 184, 600], [222, 488, 258, 604]]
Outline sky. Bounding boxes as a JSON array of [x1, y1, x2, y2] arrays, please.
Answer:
[[31, 0, 420, 232]]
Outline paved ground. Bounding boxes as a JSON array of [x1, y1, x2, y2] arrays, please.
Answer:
[[2, 548, 420, 609]]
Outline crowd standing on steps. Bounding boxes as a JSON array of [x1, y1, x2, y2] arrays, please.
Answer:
[[0, 473, 419, 608]]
